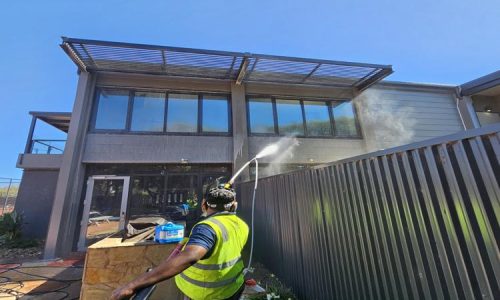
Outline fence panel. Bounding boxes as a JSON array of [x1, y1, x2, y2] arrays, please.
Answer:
[[0, 178, 21, 215], [238, 124, 500, 299]]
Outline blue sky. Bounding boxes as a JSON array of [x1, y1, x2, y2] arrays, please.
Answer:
[[0, 0, 499, 179]]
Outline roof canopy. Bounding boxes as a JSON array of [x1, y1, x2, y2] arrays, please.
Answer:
[[61, 37, 393, 92], [30, 111, 71, 133], [460, 70, 500, 96]]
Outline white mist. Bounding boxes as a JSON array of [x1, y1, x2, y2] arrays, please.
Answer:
[[354, 90, 416, 151]]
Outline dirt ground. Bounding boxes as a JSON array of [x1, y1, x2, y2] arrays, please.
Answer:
[[0, 246, 42, 263]]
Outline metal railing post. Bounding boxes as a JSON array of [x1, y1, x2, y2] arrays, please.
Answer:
[[24, 116, 37, 154]]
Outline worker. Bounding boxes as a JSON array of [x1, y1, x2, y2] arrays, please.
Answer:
[[111, 186, 249, 300]]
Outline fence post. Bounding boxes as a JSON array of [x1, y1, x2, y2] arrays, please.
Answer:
[[2, 178, 12, 215]]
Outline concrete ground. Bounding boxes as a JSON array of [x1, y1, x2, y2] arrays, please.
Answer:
[[0, 255, 84, 299], [0, 253, 283, 299]]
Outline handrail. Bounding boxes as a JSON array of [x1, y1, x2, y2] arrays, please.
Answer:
[[30, 139, 66, 154]]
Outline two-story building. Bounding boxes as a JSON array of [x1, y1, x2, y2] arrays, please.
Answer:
[[13, 37, 499, 259]]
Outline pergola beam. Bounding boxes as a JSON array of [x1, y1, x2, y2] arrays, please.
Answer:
[[235, 57, 250, 85]]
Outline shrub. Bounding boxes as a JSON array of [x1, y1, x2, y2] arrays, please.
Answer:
[[0, 212, 23, 241], [7, 237, 39, 248]]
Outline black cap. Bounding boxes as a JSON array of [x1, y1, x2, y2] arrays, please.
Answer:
[[206, 186, 236, 208]]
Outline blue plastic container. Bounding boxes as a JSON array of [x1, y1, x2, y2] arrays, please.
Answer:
[[155, 222, 185, 244]]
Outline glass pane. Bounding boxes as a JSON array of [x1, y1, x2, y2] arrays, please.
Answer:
[[31, 140, 66, 154], [333, 101, 359, 137], [202, 96, 229, 132], [131, 92, 165, 132], [304, 101, 332, 136], [248, 98, 275, 134], [276, 99, 304, 136], [167, 94, 198, 132], [165, 175, 198, 221], [129, 176, 165, 221], [31, 118, 67, 154], [95, 90, 129, 130], [86, 179, 123, 246]]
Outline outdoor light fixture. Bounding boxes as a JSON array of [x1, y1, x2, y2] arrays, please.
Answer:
[[180, 158, 189, 164], [485, 106, 493, 113]]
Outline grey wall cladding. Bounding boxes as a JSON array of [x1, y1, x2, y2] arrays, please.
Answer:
[[15, 170, 59, 239], [238, 124, 500, 300]]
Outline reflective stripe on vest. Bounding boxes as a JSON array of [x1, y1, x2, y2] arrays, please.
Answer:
[[207, 218, 229, 242], [175, 213, 249, 300], [192, 256, 242, 270], [178, 270, 243, 288]]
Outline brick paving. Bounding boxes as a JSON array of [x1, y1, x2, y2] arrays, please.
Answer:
[[0, 254, 84, 299]]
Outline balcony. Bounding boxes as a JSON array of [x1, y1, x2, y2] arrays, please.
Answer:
[[17, 112, 70, 170], [30, 139, 66, 154]]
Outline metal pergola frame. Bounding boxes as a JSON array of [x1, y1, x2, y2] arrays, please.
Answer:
[[24, 111, 71, 154], [29, 111, 71, 133], [61, 37, 393, 93]]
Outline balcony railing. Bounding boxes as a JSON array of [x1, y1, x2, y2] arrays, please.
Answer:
[[23, 112, 70, 155], [30, 139, 66, 154]]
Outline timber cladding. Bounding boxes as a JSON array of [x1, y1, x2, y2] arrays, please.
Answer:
[[238, 124, 500, 299]]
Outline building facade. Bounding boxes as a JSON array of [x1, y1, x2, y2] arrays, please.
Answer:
[[14, 38, 498, 259]]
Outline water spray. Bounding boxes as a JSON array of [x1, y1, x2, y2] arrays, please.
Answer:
[[225, 143, 279, 275]]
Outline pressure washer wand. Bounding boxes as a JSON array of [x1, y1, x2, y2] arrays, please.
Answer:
[[227, 158, 255, 186], [131, 269, 156, 300]]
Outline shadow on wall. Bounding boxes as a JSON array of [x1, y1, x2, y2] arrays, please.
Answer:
[[354, 90, 416, 151]]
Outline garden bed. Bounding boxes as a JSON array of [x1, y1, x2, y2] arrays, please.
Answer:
[[244, 262, 297, 300], [0, 238, 43, 263]]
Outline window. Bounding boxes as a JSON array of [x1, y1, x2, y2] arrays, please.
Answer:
[[95, 90, 129, 130], [202, 96, 229, 133], [166, 94, 198, 133], [248, 98, 275, 134], [247, 96, 360, 138], [304, 101, 332, 136], [131, 92, 165, 132], [93, 89, 231, 135], [332, 101, 359, 137], [276, 99, 304, 136]]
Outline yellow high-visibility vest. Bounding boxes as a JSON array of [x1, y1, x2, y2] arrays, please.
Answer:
[[175, 212, 249, 300]]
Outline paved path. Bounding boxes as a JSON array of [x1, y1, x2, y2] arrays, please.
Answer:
[[0, 256, 83, 299]]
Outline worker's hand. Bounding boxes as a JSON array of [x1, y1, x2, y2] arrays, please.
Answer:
[[110, 284, 135, 300]]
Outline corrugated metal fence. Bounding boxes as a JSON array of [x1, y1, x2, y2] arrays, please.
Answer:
[[237, 124, 500, 299]]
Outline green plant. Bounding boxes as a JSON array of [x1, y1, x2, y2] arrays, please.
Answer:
[[186, 191, 199, 209], [246, 273, 297, 300], [6, 237, 39, 249], [0, 212, 23, 241]]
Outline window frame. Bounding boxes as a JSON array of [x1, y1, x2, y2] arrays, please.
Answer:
[[275, 98, 307, 137], [331, 100, 363, 139], [165, 92, 202, 135], [90, 88, 232, 136], [129, 90, 168, 133], [200, 94, 233, 135], [90, 88, 133, 133], [303, 100, 334, 137], [246, 97, 278, 136], [246, 94, 362, 139]]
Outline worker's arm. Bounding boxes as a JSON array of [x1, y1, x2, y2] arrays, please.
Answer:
[[111, 244, 208, 300]]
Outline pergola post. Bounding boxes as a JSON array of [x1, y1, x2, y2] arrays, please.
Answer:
[[24, 116, 37, 154]]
